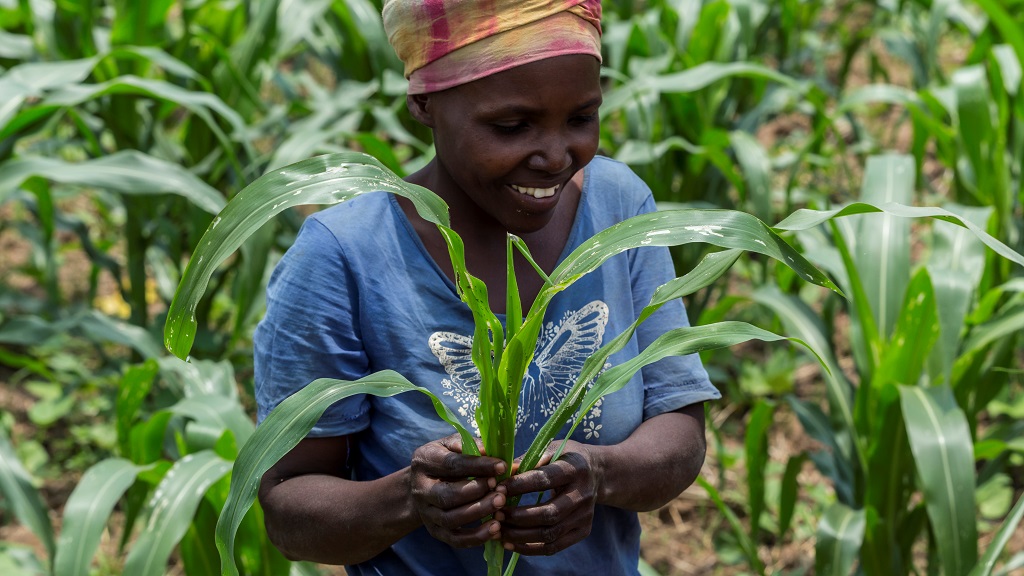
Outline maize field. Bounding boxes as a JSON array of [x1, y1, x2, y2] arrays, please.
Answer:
[[1, 1, 1023, 575]]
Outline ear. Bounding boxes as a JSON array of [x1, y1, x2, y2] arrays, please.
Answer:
[[406, 93, 435, 127]]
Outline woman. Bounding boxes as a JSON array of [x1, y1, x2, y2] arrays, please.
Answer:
[[254, 1, 720, 574]]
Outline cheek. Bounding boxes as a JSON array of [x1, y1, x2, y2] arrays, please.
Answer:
[[573, 126, 600, 163]]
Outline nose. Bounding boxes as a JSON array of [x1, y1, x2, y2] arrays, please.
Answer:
[[527, 133, 572, 174]]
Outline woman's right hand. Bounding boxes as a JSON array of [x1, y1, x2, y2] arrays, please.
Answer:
[[409, 433, 508, 548]]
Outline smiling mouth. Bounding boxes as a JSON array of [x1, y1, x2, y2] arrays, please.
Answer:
[[510, 184, 559, 199]]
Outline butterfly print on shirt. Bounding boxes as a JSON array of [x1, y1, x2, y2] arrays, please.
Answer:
[[428, 300, 611, 438]]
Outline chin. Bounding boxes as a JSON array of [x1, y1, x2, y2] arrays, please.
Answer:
[[502, 212, 556, 235]]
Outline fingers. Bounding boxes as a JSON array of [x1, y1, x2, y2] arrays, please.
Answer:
[[420, 490, 507, 548], [410, 434, 510, 549], [501, 452, 586, 499], [500, 505, 592, 556], [413, 435, 506, 480], [497, 447, 599, 556], [414, 474, 497, 511], [434, 517, 503, 548]]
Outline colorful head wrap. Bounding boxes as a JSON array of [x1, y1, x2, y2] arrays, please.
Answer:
[[383, 0, 602, 94]]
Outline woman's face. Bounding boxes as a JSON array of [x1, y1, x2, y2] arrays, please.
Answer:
[[411, 54, 602, 235]]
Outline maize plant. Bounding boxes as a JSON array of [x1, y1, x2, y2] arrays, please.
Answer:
[[163, 152, 1024, 576]]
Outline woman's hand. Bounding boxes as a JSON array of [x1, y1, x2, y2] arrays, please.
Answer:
[[409, 433, 508, 548], [495, 404, 707, 556], [496, 440, 603, 556]]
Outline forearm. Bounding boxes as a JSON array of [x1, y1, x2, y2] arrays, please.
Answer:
[[260, 468, 418, 565], [591, 403, 706, 511]]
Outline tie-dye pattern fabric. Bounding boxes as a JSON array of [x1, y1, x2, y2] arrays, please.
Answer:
[[383, 0, 602, 94]]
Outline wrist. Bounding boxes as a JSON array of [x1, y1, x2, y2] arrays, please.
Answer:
[[397, 466, 421, 530], [577, 441, 611, 506]]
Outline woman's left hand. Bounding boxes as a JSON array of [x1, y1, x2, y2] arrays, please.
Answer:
[[496, 440, 604, 556]]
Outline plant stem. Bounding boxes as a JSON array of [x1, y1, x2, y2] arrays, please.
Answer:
[[485, 540, 504, 576], [124, 197, 148, 329]]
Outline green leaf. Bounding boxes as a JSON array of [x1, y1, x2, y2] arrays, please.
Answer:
[[165, 395, 255, 449], [786, 397, 855, 506], [927, 205, 991, 382], [117, 361, 160, 456], [603, 61, 806, 113], [961, 301, 1024, 356], [774, 201, 1024, 268], [729, 131, 772, 222], [992, 44, 1022, 97], [231, 223, 276, 343], [179, 499, 221, 576], [778, 452, 808, 540], [899, 385, 978, 575], [751, 287, 859, 467], [552, 209, 842, 294], [123, 451, 232, 576], [0, 430, 54, 561], [976, 473, 1014, 520], [78, 310, 164, 357], [0, 151, 226, 215], [0, 30, 33, 60], [970, 494, 1024, 576], [215, 371, 474, 576], [874, 268, 940, 390], [550, 323, 818, 472], [54, 459, 149, 576], [613, 136, 705, 165], [815, 502, 865, 576], [0, 316, 57, 347], [829, 217, 882, 380], [974, 0, 1024, 76], [111, 0, 175, 45], [517, 249, 744, 473], [158, 357, 238, 399], [745, 400, 775, 541], [853, 155, 915, 338], [0, 543, 46, 576], [697, 476, 764, 574], [838, 84, 952, 140], [164, 152, 450, 360], [0, 58, 97, 128], [27, 394, 75, 427]]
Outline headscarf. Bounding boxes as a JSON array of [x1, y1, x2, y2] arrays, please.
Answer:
[[383, 0, 602, 94]]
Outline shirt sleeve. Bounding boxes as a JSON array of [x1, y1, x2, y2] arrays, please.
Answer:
[[628, 194, 722, 420], [254, 216, 372, 437]]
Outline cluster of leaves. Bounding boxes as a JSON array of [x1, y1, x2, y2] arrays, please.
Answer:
[[0, 1, 1022, 576]]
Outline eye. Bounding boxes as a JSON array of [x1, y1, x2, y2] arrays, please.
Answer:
[[493, 121, 528, 135], [570, 112, 598, 127]]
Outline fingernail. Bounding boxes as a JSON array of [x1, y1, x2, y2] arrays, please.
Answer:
[[489, 521, 500, 534], [503, 543, 514, 551], [495, 485, 507, 495], [487, 478, 497, 489], [493, 494, 505, 508], [495, 462, 507, 475]]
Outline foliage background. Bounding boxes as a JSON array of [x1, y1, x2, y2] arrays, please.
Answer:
[[0, 0, 1022, 575]]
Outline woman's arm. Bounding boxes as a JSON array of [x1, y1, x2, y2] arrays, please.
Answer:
[[259, 434, 509, 565], [497, 403, 707, 555]]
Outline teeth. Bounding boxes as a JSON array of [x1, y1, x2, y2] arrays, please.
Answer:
[[511, 184, 558, 198]]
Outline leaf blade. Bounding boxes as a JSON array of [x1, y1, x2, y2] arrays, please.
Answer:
[[54, 459, 149, 576]]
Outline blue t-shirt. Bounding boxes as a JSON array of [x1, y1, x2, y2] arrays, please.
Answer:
[[254, 156, 720, 576]]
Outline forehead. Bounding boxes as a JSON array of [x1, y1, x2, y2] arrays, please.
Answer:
[[438, 55, 602, 114]]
